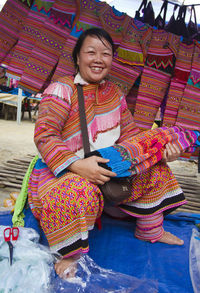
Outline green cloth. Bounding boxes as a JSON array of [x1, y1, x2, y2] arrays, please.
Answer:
[[12, 155, 38, 227]]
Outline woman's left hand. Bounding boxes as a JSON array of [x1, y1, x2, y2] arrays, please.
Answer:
[[162, 143, 182, 163]]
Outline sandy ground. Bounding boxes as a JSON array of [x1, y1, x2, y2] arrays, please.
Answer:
[[0, 118, 37, 165], [0, 116, 199, 210]]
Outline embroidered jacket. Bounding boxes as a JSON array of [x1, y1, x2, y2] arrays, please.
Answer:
[[34, 75, 140, 176]]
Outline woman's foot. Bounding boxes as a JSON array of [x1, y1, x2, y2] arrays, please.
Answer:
[[153, 231, 184, 245], [55, 256, 78, 278]]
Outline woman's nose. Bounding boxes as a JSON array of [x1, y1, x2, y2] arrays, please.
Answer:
[[94, 53, 103, 63]]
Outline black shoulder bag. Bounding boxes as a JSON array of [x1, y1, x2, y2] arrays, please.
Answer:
[[76, 84, 132, 204]]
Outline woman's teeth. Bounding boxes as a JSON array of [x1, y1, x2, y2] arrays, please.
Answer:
[[91, 67, 102, 72]]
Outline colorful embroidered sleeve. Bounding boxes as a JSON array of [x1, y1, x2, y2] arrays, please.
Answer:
[[34, 81, 80, 176], [117, 94, 141, 143]]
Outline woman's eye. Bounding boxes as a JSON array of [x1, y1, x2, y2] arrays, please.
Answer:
[[104, 52, 111, 56]]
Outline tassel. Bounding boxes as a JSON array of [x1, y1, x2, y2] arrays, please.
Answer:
[[90, 110, 120, 140]]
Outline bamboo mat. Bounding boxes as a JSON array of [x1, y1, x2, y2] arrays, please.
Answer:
[[172, 173, 200, 214], [0, 155, 34, 190], [0, 157, 199, 214]]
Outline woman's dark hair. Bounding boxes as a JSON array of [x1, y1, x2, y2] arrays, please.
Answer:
[[72, 28, 114, 70]]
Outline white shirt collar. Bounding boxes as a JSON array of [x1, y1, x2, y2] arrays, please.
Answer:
[[74, 72, 106, 85], [74, 72, 89, 85]]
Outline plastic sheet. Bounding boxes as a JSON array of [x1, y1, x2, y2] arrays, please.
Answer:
[[0, 225, 157, 293], [0, 225, 54, 293], [51, 254, 158, 293], [189, 228, 200, 293]]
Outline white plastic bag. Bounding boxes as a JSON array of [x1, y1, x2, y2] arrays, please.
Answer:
[[189, 228, 200, 293], [0, 225, 54, 293], [51, 254, 158, 293]]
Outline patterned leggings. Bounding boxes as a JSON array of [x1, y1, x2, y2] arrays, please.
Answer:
[[135, 213, 164, 243]]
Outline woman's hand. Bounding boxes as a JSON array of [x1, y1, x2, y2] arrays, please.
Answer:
[[162, 143, 182, 163], [68, 156, 116, 185]]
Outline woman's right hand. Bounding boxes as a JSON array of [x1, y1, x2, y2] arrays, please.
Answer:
[[68, 156, 116, 185]]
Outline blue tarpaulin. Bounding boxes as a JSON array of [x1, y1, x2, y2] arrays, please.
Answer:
[[0, 208, 200, 292]]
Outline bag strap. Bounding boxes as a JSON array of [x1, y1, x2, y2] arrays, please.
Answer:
[[76, 84, 90, 155], [137, 0, 147, 13], [155, 0, 168, 28], [135, 0, 147, 19], [189, 5, 197, 25]]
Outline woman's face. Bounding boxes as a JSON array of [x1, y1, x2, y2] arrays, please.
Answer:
[[77, 35, 113, 83]]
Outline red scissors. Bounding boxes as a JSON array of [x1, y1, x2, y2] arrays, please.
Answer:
[[3, 227, 19, 265]]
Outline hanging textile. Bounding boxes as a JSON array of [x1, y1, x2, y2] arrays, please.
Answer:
[[31, 0, 55, 15], [126, 76, 140, 115], [49, 0, 77, 29], [115, 18, 150, 67], [19, 0, 34, 7], [108, 58, 142, 95], [70, 0, 105, 38], [108, 17, 152, 95], [133, 29, 180, 130], [51, 35, 75, 82], [0, 0, 29, 65], [175, 41, 200, 130], [99, 5, 129, 47], [18, 17, 69, 93], [6, 10, 47, 80], [162, 41, 195, 127]]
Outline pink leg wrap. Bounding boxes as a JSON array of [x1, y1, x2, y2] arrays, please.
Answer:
[[135, 213, 164, 243]]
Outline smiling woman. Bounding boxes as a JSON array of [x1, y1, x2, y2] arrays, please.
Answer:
[[73, 29, 114, 84], [25, 27, 192, 280]]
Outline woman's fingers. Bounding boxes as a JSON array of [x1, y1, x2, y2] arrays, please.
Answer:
[[69, 156, 116, 184], [164, 143, 181, 162], [95, 156, 117, 177]]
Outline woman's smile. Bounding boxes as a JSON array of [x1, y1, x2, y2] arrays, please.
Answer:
[[91, 67, 103, 72]]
